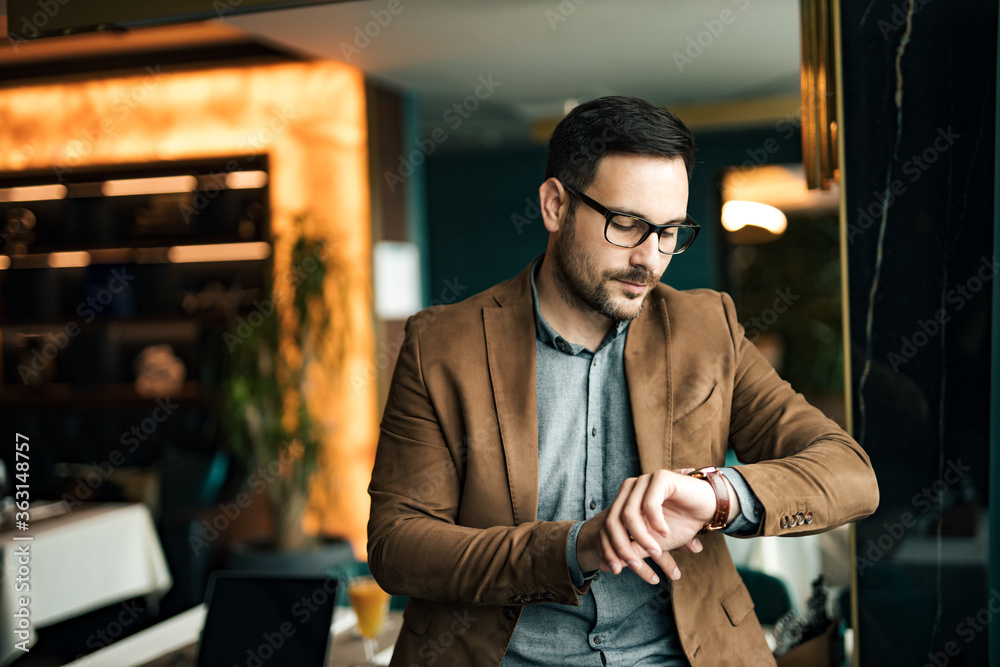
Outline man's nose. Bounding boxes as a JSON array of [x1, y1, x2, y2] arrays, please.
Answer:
[[630, 230, 662, 271]]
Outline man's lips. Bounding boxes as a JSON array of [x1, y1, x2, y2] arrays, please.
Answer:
[[616, 279, 649, 295]]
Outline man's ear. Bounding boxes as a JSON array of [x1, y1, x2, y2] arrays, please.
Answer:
[[539, 178, 570, 233]]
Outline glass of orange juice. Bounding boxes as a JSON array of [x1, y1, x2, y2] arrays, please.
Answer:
[[347, 575, 390, 665]]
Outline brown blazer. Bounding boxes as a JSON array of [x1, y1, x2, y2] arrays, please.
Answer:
[[368, 261, 878, 667]]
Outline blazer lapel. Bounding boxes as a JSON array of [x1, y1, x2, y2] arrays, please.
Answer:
[[484, 267, 539, 525], [625, 294, 673, 473]]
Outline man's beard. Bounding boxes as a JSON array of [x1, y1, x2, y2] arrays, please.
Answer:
[[550, 212, 660, 322]]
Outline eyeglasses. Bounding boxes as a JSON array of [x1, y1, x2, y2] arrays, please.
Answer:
[[561, 182, 700, 255]]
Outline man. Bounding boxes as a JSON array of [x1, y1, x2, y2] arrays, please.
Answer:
[[368, 96, 878, 666]]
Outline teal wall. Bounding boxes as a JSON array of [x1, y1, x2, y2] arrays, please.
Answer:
[[424, 146, 549, 300], [422, 123, 803, 300], [401, 92, 432, 306]]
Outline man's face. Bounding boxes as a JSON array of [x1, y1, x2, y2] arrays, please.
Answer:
[[550, 154, 690, 321]]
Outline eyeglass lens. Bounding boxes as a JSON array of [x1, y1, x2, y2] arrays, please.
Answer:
[[606, 215, 696, 254]]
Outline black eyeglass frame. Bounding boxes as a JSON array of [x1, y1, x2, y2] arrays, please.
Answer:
[[560, 181, 700, 255]]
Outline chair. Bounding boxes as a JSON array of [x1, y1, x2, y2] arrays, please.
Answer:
[[737, 567, 794, 626], [157, 444, 232, 615]]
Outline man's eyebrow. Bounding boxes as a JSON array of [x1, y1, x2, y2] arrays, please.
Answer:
[[607, 205, 688, 224]]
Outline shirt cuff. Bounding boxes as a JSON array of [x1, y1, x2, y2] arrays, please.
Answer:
[[718, 467, 764, 536], [566, 520, 599, 586]]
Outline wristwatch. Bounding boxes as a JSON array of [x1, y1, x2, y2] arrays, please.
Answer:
[[687, 467, 730, 532]]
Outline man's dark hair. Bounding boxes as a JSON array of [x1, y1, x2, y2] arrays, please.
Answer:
[[544, 96, 696, 202]]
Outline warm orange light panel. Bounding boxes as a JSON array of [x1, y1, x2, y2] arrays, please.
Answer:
[[102, 175, 198, 197], [0, 184, 67, 202], [167, 242, 272, 263], [226, 170, 269, 189], [47, 251, 92, 268]]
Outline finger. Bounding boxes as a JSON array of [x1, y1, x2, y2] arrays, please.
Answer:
[[599, 529, 624, 575], [599, 544, 658, 584], [678, 468, 695, 475], [651, 550, 682, 582], [642, 471, 673, 539], [629, 544, 656, 558], [620, 476, 661, 556], [625, 557, 660, 585], [605, 480, 645, 568], [679, 537, 703, 554]]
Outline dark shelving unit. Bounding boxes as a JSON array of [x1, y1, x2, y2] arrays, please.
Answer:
[[0, 156, 271, 500]]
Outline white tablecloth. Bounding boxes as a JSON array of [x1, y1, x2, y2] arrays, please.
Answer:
[[0, 503, 172, 665]]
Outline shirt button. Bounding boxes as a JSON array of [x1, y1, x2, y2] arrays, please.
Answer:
[[589, 500, 597, 510], [591, 428, 596, 437], [593, 636, 602, 645]]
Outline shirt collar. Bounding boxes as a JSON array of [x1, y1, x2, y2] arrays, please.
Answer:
[[529, 256, 628, 355]]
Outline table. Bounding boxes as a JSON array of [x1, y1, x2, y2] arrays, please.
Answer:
[[0, 503, 172, 665], [63, 607, 403, 666]]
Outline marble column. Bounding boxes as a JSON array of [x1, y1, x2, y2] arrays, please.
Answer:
[[840, 1, 997, 664]]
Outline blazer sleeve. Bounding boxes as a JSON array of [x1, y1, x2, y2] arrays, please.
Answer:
[[366, 315, 589, 606], [718, 292, 880, 536]]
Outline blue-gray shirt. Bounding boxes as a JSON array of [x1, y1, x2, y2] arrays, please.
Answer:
[[501, 260, 762, 666]]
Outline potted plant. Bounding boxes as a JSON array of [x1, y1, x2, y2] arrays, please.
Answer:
[[218, 217, 353, 569]]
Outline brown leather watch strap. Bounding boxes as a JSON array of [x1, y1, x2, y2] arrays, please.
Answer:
[[688, 467, 730, 532]]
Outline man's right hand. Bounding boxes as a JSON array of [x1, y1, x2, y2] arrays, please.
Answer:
[[576, 469, 718, 585]]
